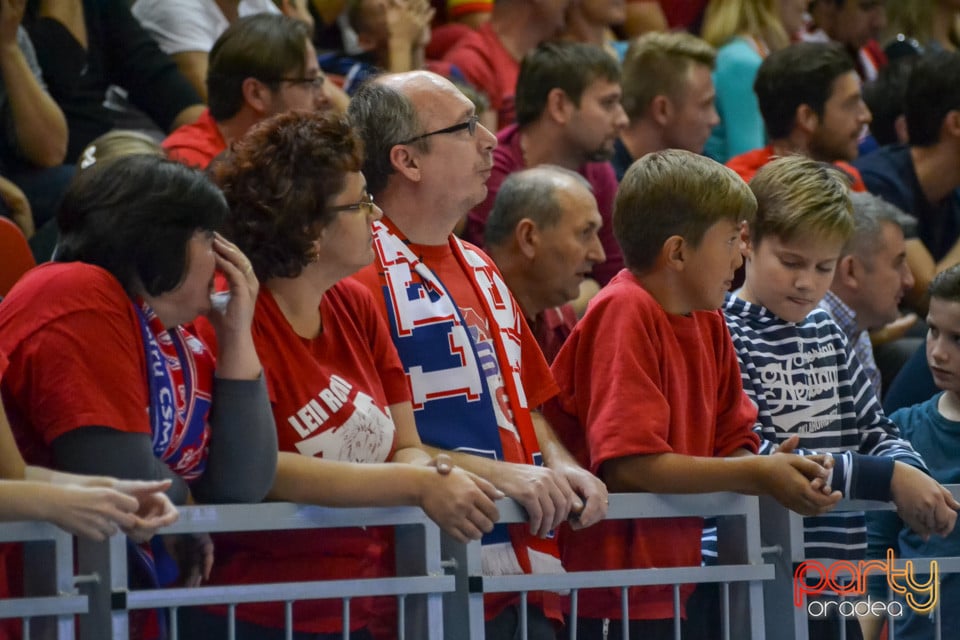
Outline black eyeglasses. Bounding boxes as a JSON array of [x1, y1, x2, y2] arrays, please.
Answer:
[[398, 115, 480, 145], [328, 192, 377, 215]]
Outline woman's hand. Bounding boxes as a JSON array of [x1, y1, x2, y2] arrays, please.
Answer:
[[418, 463, 502, 543], [39, 483, 140, 541], [207, 232, 258, 334]]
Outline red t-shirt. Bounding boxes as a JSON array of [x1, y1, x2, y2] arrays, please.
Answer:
[[443, 22, 518, 129], [544, 270, 759, 621], [0, 263, 162, 465], [162, 108, 226, 170], [726, 145, 867, 191], [201, 280, 410, 634], [465, 124, 624, 286]]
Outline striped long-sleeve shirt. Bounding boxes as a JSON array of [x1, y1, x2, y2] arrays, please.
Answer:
[[722, 293, 926, 560]]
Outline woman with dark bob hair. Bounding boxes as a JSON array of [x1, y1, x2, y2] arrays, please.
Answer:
[[0, 155, 278, 580], [179, 111, 502, 639]]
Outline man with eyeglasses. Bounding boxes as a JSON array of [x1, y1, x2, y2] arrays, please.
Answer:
[[463, 41, 628, 293], [349, 71, 609, 640], [163, 13, 333, 170]]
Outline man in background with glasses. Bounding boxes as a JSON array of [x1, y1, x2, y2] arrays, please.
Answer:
[[163, 13, 332, 170], [350, 70, 609, 640]]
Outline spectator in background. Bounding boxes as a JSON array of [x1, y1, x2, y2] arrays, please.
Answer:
[[0, 0, 71, 258], [464, 42, 627, 292], [439, 0, 491, 27], [614, 31, 718, 181], [318, 0, 435, 95], [861, 56, 915, 149], [805, 0, 888, 82], [484, 166, 605, 363], [819, 191, 917, 399], [443, 0, 572, 130], [163, 14, 330, 170], [23, 0, 205, 162], [726, 42, 872, 186], [855, 51, 960, 315], [561, 0, 628, 60], [701, 0, 807, 163], [132, 0, 291, 102]]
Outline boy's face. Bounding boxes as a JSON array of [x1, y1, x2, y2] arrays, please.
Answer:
[[926, 297, 960, 394], [679, 218, 743, 312], [741, 229, 845, 322]]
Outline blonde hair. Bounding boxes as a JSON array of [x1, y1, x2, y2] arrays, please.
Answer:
[[884, 0, 960, 50], [748, 155, 854, 246], [614, 149, 757, 271], [701, 0, 789, 52], [621, 32, 717, 120], [78, 130, 164, 170]]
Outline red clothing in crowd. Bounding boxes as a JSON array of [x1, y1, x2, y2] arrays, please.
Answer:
[[725, 144, 867, 191], [202, 280, 410, 634], [544, 270, 759, 621], [162, 108, 227, 170], [443, 22, 519, 129]]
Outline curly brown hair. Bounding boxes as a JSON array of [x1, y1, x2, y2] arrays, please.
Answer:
[[214, 111, 364, 281]]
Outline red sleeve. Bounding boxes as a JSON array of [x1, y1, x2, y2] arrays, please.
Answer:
[[4, 304, 149, 445], [547, 291, 673, 475], [443, 33, 499, 110], [163, 143, 213, 170], [711, 314, 760, 456]]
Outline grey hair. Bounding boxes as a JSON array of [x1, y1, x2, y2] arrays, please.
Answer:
[[484, 165, 593, 248], [845, 191, 917, 260], [347, 80, 427, 196]]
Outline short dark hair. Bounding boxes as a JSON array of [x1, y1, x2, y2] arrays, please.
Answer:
[[56, 155, 227, 297], [347, 80, 425, 196], [930, 264, 960, 303], [862, 57, 916, 146], [514, 42, 621, 128], [214, 111, 363, 281], [484, 166, 592, 248], [754, 42, 855, 139], [615, 149, 756, 272], [207, 14, 312, 121], [904, 50, 960, 146]]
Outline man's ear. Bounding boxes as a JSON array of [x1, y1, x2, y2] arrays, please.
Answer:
[[943, 109, 960, 141], [648, 94, 674, 127], [835, 254, 859, 288], [796, 104, 820, 136], [515, 218, 539, 259], [388, 143, 422, 182], [661, 235, 686, 271], [241, 77, 273, 115], [546, 87, 574, 125]]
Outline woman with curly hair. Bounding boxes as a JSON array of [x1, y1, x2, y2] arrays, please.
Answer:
[[180, 110, 502, 640]]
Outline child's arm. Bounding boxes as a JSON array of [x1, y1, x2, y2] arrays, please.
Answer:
[[601, 451, 841, 517]]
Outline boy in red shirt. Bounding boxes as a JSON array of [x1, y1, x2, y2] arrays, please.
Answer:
[[544, 149, 842, 639]]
